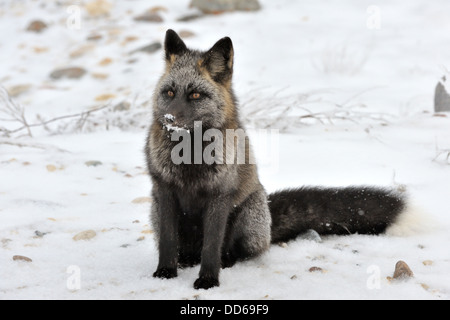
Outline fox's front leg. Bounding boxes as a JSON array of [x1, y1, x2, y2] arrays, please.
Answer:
[[194, 197, 231, 290], [152, 185, 180, 279]]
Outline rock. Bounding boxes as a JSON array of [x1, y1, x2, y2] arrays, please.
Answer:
[[50, 67, 86, 80], [95, 93, 116, 101], [98, 57, 113, 66], [34, 230, 47, 238], [46, 164, 57, 172], [85, 160, 102, 167], [393, 260, 414, 280], [434, 77, 450, 113], [73, 230, 97, 241], [299, 229, 322, 243], [26, 20, 47, 33], [179, 30, 196, 38], [130, 42, 162, 54], [191, 0, 261, 14], [423, 260, 433, 266], [13, 255, 32, 262], [132, 197, 152, 204], [87, 34, 103, 41], [7, 84, 31, 97], [308, 266, 324, 273], [133, 12, 163, 23], [176, 13, 205, 22], [85, 0, 112, 17]]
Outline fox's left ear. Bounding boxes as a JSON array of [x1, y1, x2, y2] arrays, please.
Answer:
[[201, 37, 234, 84]]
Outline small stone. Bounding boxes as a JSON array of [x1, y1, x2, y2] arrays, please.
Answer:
[[34, 230, 47, 238], [7, 84, 32, 97], [85, 160, 103, 167], [130, 42, 162, 55], [179, 30, 196, 38], [176, 13, 204, 22], [308, 266, 323, 273], [26, 20, 47, 33], [73, 230, 97, 241], [85, 0, 112, 17], [191, 0, 261, 14], [290, 274, 298, 280], [132, 197, 152, 204], [46, 164, 57, 172], [98, 57, 113, 66], [50, 67, 86, 80], [13, 255, 32, 262], [393, 260, 414, 280], [278, 242, 288, 248], [91, 72, 109, 80], [87, 34, 103, 41], [422, 260, 433, 266], [134, 12, 163, 23]]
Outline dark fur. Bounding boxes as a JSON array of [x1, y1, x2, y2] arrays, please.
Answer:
[[145, 30, 407, 290]]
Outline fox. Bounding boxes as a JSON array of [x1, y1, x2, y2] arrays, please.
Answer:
[[145, 29, 413, 290]]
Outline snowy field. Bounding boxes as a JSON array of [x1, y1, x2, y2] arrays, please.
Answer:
[[1, 0, 450, 300]]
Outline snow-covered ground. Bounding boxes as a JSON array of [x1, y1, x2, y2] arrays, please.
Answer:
[[1, 0, 449, 300]]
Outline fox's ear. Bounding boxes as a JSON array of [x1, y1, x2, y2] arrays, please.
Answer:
[[201, 37, 234, 84], [164, 29, 187, 62]]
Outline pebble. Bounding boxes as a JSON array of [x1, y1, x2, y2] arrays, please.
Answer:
[[393, 260, 414, 279], [73, 230, 97, 241], [50, 67, 87, 80], [422, 260, 433, 266], [85, 160, 102, 167], [130, 42, 162, 55], [7, 84, 31, 97], [191, 0, 261, 14], [85, 0, 112, 17], [26, 20, 47, 33], [13, 255, 32, 262], [46, 164, 57, 172], [133, 12, 163, 23]]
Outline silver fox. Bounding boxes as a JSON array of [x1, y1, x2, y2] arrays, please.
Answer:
[[145, 30, 410, 290]]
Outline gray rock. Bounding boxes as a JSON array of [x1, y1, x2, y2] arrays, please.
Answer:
[[50, 67, 87, 80], [133, 12, 163, 23], [85, 160, 103, 167], [435, 76, 450, 112], [191, 0, 261, 13], [130, 42, 162, 55]]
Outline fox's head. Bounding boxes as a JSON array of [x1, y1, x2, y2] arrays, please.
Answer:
[[153, 29, 237, 132]]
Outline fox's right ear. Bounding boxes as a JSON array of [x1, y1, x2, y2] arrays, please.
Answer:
[[164, 29, 187, 62]]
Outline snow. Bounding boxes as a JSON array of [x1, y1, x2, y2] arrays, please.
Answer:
[[1, 0, 450, 300]]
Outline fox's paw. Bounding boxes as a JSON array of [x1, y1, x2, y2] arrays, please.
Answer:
[[193, 276, 219, 290], [153, 267, 177, 279]]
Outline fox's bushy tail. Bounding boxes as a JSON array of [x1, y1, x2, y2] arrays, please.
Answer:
[[268, 186, 413, 243]]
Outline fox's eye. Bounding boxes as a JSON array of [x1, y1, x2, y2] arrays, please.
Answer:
[[167, 90, 175, 98], [190, 93, 201, 100]]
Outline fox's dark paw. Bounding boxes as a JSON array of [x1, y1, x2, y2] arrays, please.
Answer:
[[153, 267, 177, 279], [193, 276, 219, 290]]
